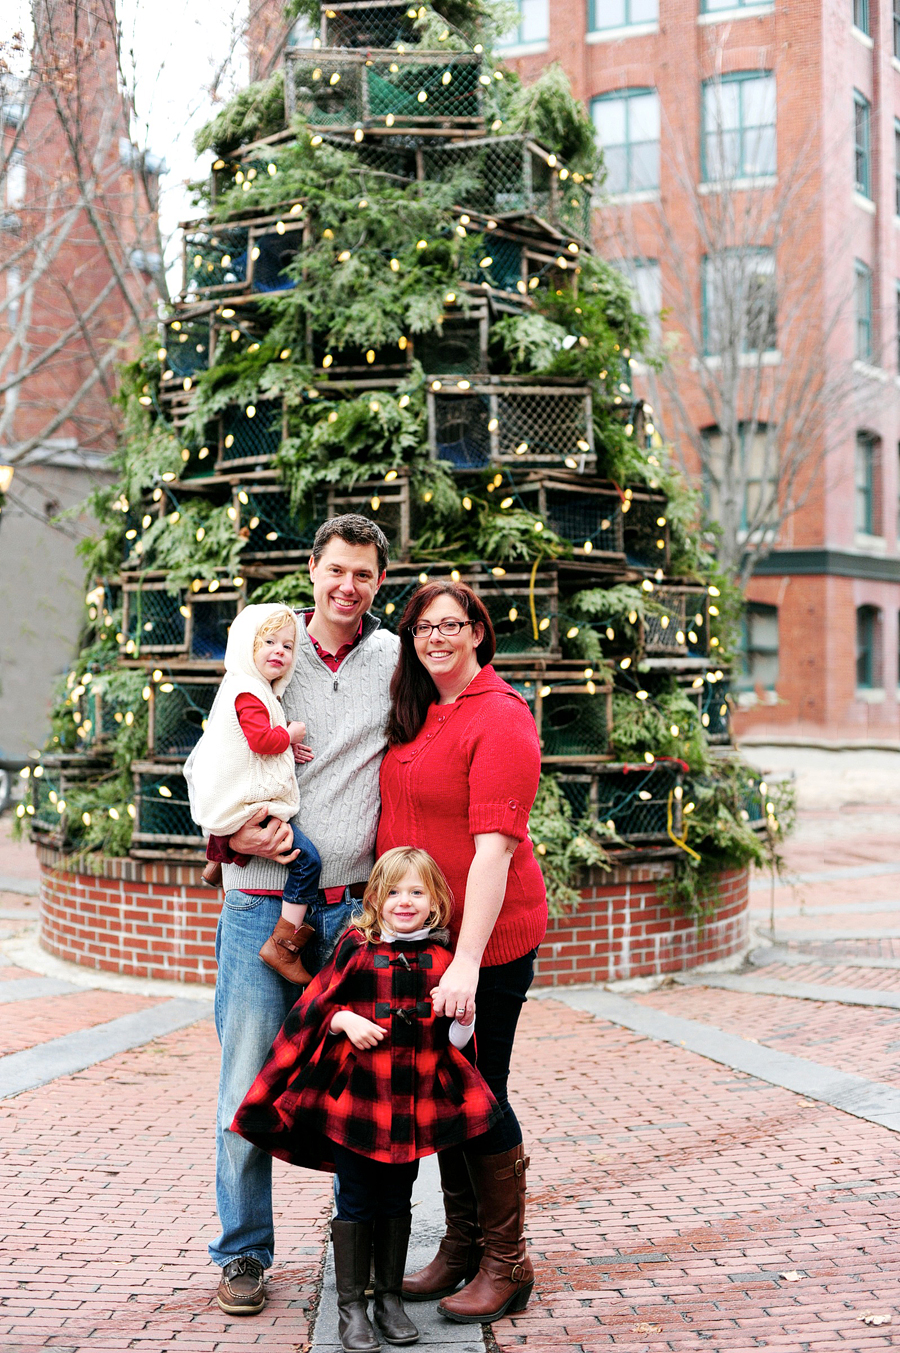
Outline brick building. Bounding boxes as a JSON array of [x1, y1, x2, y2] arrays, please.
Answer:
[[500, 0, 900, 740], [0, 0, 160, 755]]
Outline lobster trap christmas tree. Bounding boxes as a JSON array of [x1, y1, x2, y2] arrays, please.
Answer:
[[19, 0, 790, 913]]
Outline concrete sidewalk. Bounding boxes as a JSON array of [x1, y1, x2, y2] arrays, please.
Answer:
[[2, 809, 900, 1352]]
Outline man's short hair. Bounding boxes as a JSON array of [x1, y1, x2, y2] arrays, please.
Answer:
[[312, 514, 390, 575]]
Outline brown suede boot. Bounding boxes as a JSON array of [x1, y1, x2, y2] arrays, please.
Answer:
[[438, 1144, 534, 1323], [402, 1144, 482, 1301], [258, 919, 315, 986], [201, 860, 223, 889]]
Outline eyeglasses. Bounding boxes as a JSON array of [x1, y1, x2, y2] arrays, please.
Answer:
[[409, 619, 474, 638]]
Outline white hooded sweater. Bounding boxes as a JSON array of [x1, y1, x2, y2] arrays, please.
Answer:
[[186, 604, 301, 836]]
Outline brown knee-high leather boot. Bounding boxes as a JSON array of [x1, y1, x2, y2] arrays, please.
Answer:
[[401, 1144, 482, 1300], [438, 1143, 534, 1323]]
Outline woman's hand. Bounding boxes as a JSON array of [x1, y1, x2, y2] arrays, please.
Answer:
[[292, 742, 314, 764], [431, 954, 480, 1023], [229, 807, 299, 863], [330, 1010, 387, 1050]]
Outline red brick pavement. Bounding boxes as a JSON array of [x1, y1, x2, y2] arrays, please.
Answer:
[[758, 963, 900, 991], [633, 985, 900, 1088], [0, 990, 165, 1056]]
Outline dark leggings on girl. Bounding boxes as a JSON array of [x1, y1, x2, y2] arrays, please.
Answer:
[[331, 1141, 419, 1223], [464, 947, 537, 1156]]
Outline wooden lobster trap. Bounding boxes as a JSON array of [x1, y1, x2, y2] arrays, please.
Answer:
[[321, 2, 426, 51], [679, 673, 731, 744], [642, 585, 709, 661], [421, 135, 593, 242], [461, 227, 576, 303], [160, 310, 213, 381], [235, 484, 318, 562], [622, 491, 671, 572], [216, 399, 286, 472], [504, 667, 614, 764], [556, 762, 685, 842], [326, 468, 415, 560], [428, 378, 594, 470], [132, 761, 205, 849], [285, 47, 484, 131], [29, 754, 113, 846], [512, 472, 626, 560], [121, 576, 244, 662]]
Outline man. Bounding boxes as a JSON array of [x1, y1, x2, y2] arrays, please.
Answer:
[[186, 514, 399, 1316]]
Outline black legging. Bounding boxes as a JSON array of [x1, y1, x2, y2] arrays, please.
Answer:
[[464, 948, 536, 1156]]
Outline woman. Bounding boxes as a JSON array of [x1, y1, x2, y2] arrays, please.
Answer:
[[376, 580, 547, 1323]]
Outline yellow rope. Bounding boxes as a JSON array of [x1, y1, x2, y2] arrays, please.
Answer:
[[528, 554, 540, 640], [667, 789, 702, 862]]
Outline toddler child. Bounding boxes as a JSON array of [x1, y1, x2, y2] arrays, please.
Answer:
[[187, 602, 321, 985], [231, 846, 500, 1353]]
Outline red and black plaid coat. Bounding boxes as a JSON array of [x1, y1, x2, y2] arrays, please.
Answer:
[[231, 928, 501, 1167]]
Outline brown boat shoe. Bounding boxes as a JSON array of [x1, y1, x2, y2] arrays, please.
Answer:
[[216, 1255, 267, 1315]]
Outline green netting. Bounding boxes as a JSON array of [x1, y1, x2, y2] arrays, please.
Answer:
[[31, 770, 63, 833], [543, 490, 622, 554], [594, 766, 681, 838], [556, 774, 592, 821], [371, 574, 424, 630], [324, 3, 421, 50], [135, 770, 201, 840], [179, 434, 218, 480], [540, 689, 609, 758], [462, 236, 522, 293], [328, 484, 406, 553], [286, 51, 482, 127], [250, 231, 299, 293], [701, 679, 730, 740], [78, 686, 130, 746], [190, 597, 240, 659], [643, 591, 688, 655], [480, 583, 555, 655], [432, 391, 491, 467], [221, 400, 282, 464], [623, 498, 669, 569], [240, 490, 317, 557], [125, 589, 187, 652], [495, 390, 590, 464], [417, 320, 483, 374], [163, 317, 210, 378], [153, 682, 217, 758], [183, 225, 248, 294]]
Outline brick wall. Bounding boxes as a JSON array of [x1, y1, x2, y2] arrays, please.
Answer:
[[38, 848, 749, 986]]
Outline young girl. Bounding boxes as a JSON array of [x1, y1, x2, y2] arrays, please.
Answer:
[[186, 603, 321, 985], [231, 847, 501, 1353]]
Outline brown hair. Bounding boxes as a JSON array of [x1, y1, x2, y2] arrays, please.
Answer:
[[252, 606, 297, 653], [311, 513, 390, 576], [352, 846, 454, 942], [385, 580, 496, 746]]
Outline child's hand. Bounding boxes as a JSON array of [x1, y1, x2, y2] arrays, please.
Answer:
[[287, 720, 307, 745], [330, 1011, 387, 1050]]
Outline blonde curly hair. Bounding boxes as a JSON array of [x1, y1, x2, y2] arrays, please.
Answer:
[[252, 606, 298, 653], [353, 847, 453, 942]]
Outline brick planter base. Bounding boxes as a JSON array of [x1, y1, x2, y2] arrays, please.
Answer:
[[37, 847, 749, 987]]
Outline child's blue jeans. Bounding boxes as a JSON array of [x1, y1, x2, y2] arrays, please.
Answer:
[[281, 823, 322, 909]]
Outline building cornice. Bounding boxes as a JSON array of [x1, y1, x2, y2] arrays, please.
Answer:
[[752, 548, 900, 582]]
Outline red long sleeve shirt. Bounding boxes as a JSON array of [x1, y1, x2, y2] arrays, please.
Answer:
[[235, 692, 291, 755], [376, 664, 547, 967]]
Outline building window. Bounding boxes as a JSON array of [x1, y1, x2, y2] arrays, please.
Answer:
[[497, 0, 549, 47], [854, 0, 870, 33], [855, 432, 879, 534], [6, 265, 20, 329], [6, 150, 25, 208], [702, 72, 776, 182], [896, 284, 900, 370], [856, 605, 882, 688], [895, 0, 900, 58], [702, 249, 777, 356], [592, 89, 660, 196], [609, 257, 662, 344], [703, 423, 775, 533], [701, 0, 765, 9], [590, 0, 657, 28], [855, 260, 873, 362], [895, 122, 900, 215], [854, 91, 871, 197], [737, 603, 779, 692]]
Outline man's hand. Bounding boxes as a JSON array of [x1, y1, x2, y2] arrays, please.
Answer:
[[229, 807, 298, 863], [431, 953, 480, 1023], [330, 1010, 386, 1050]]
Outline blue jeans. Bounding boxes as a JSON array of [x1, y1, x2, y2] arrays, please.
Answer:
[[282, 825, 322, 909], [210, 886, 356, 1268]]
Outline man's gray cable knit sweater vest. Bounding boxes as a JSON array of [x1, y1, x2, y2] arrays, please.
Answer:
[[218, 612, 399, 896]]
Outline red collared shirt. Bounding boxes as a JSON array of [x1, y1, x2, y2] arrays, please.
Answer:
[[302, 610, 364, 672]]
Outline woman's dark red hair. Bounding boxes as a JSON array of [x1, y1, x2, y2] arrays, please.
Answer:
[[385, 581, 496, 746]]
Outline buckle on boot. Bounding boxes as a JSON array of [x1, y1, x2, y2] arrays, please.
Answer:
[[510, 1263, 527, 1282], [513, 1157, 526, 1177]]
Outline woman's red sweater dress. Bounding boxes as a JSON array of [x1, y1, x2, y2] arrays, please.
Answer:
[[376, 664, 547, 967]]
